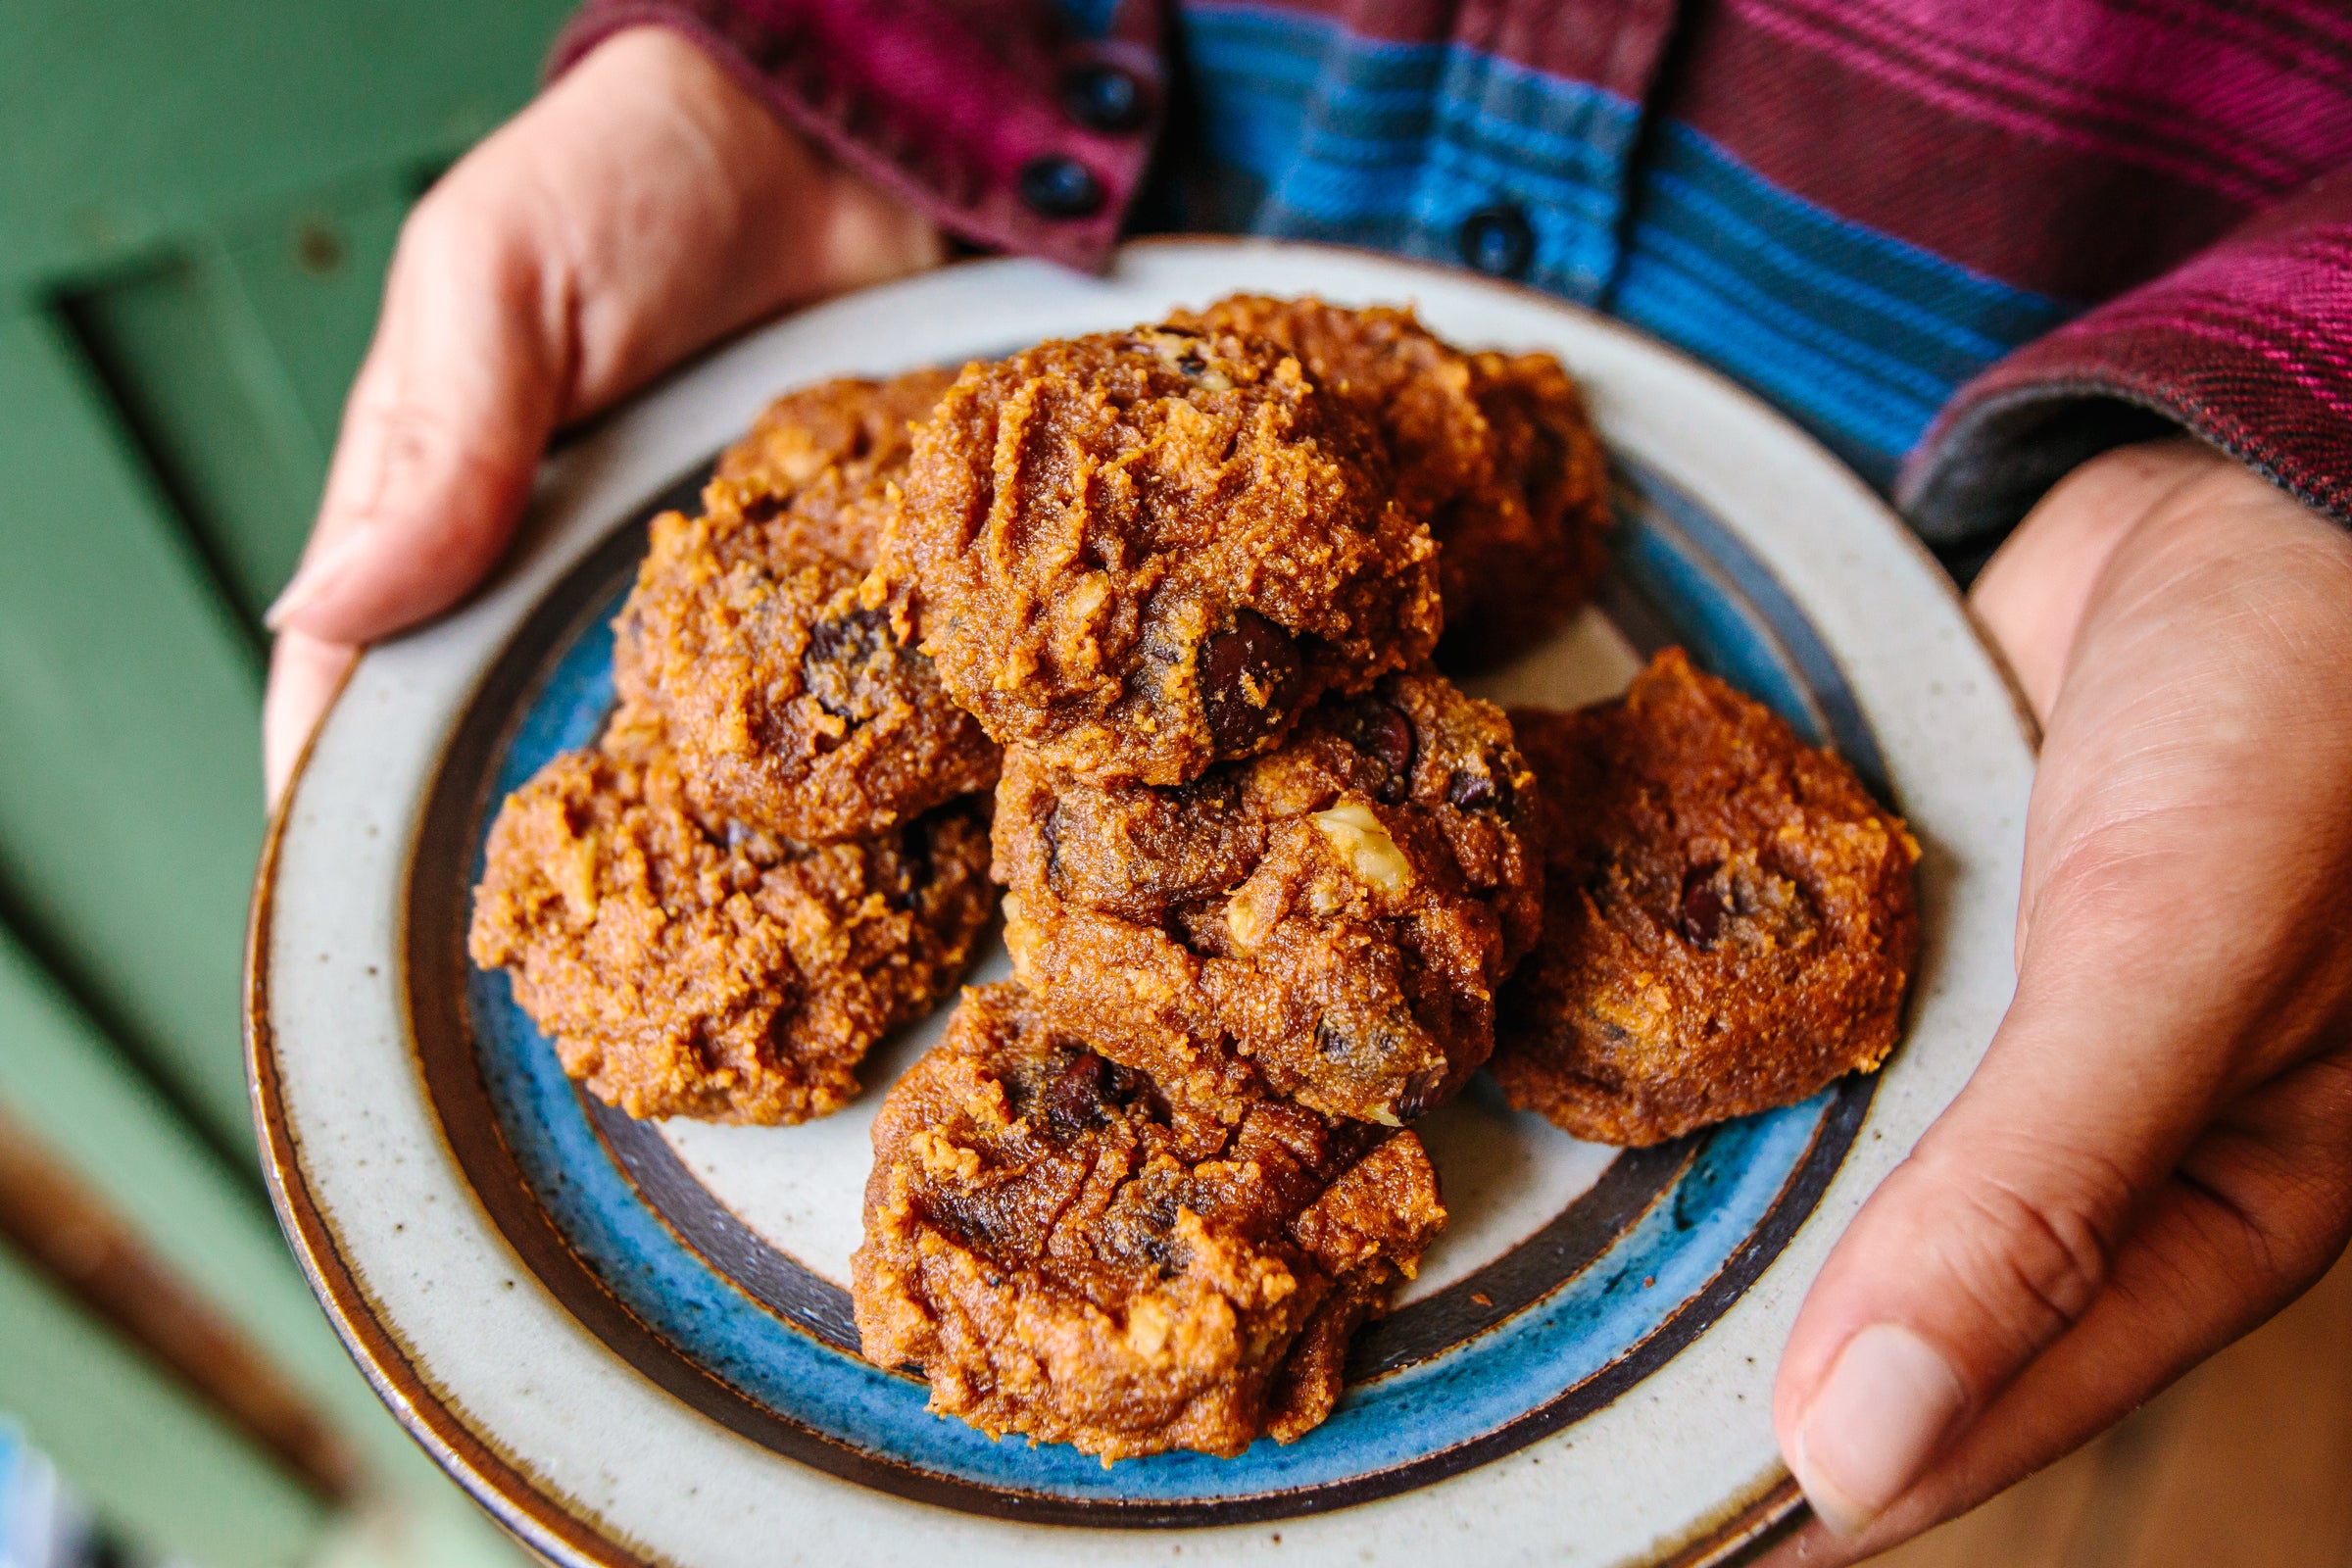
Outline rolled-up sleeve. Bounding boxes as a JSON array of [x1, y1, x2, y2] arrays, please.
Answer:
[[1901, 167, 2352, 542], [550, 0, 1166, 272]]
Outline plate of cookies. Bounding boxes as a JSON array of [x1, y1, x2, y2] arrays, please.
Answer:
[[249, 240, 2034, 1567]]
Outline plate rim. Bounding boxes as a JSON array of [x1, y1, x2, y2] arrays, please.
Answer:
[[247, 236, 2036, 1568]]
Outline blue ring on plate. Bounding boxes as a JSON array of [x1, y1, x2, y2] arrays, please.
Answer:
[[409, 456, 1886, 1525]]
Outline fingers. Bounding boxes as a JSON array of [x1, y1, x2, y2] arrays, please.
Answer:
[[1771, 978, 2211, 1538], [1763, 1051, 2352, 1565], [264, 631, 359, 808], [268, 25, 943, 653], [1774, 461, 2352, 1546], [262, 185, 564, 646]]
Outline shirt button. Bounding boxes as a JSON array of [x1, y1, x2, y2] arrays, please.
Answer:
[[1062, 64, 1146, 132], [1019, 156, 1106, 219], [1459, 204, 1535, 279]]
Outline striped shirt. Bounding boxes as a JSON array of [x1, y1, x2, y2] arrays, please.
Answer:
[[559, 0, 2352, 557]]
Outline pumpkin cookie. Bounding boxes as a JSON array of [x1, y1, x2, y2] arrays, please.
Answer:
[[1168, 296, 1610, 670], [1489, 649, 1920, 1146], [852, 983, 1445, 1460], [710, 367, 956, 568], [884, 324, 1443, 785], [615, 424, 998, 845], [993, 672, 1542, 1125], [467, 708, 996, 1125]]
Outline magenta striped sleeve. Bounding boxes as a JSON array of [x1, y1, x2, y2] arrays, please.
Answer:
[[1902, 167, 2352, 540], [548, 0, 1164, 273]]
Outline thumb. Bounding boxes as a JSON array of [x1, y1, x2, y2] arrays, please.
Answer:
[[1770, 944, 2226, 1537]]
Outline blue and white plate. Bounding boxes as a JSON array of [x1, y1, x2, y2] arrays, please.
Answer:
[[250, 241, 2034, 1568]]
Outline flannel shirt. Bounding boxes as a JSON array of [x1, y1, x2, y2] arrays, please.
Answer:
[[553, 0, 2352, 560]]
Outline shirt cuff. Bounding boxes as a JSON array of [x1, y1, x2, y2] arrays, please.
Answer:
[[549, 0, 1164, 273], [1899, 168, 2352, 546]]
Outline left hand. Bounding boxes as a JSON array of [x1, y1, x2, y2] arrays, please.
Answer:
[[1763, 438, 2352, 1559]]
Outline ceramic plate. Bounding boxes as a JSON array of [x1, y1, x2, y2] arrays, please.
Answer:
[[249, 240, 2034, 1568]]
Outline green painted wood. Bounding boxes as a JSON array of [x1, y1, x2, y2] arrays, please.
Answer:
[[0, 0, 573, 296], [0, 1245, 326, 1567], [0, 303, 269, 1158], [65, 172, 414, 623], [0, 916, 531, 1566]]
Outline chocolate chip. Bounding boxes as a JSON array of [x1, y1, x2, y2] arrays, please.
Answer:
[[1177, 350, 1207, 376], [1200, 610, 1304, 754], [890, 830, 932, 910], [1396, 1065, 1450, 1120], [1042, 1051, 1111, 1134], [741, 492, 788, 522], [1681, 862, 1727, 947], [806, 603, 891, 665], [805, 604, 896, 721], [1342, 701, 1416, 798], [1446, 767, 1506, 811]]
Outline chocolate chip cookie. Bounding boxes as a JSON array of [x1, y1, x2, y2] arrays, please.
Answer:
[[852, 983, 1446, 1460], [884, 324, 1444, 785], [467, 707, 996, 1125], [1168, 296, 1610, 670], [710, 368, 956, 569], [614, 469, 998, 846], [993, 672, 1542, 1125], [1489, 649, 1920, 1146]]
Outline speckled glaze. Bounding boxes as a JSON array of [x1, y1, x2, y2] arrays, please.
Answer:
[[249, 241, 2034, 1568]]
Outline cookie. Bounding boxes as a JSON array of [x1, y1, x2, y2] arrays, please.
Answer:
[[466, 708, 996, 1124], [710, 368, 956, 569], [1488, 649, 1920, 1146], [1168, 296, 1610, 670], [614, 466, 999, 846], [851, 983, 1445, 1460], [993, 672, 1543, 1125], [884, 324, 1444, 785]]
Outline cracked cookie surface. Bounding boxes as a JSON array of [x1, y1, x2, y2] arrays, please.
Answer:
[[994, 672, 1542, 1124], [884, 325, 1443, 785], [614, 373, 998, 843], [467, 708, 996, 1124], [851, 983, 1445, 1460], [1489, 649, 1920, 1146], [1168, 296, 1610, 670]]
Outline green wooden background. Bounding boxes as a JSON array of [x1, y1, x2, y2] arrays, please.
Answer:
[[0, 3, 573, 1561]]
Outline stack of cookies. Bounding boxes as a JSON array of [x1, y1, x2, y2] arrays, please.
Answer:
[[468, 296, 1920, 1466], [468, 374, 1003, 1124]]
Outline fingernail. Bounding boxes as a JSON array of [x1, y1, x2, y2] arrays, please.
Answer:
[[1788, 1324, 1968, 1538], [266, 526, 373, 630]]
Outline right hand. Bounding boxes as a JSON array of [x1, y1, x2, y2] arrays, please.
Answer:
[[263, 24, 944, 805]]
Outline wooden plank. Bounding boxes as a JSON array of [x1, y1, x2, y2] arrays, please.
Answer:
[[0, 1242, 326, 1568], [0, 0, 572, 294], [0, 303, 264, 1155], [0, 914, 531, 1568], [65, 174, 415, 623]]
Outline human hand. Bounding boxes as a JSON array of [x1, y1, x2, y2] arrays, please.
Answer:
[[1764, 439, 2352, 1558], [263, 25, 943, 804]]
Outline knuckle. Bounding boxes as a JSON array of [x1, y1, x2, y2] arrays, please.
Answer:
[[1913, 1137, 2129, 1355]]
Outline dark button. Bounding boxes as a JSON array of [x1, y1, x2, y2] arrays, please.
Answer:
[[1062, 64, 1147, 132], [1019, 156, 1106, 220], [1458, 203, 1535, 279]]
